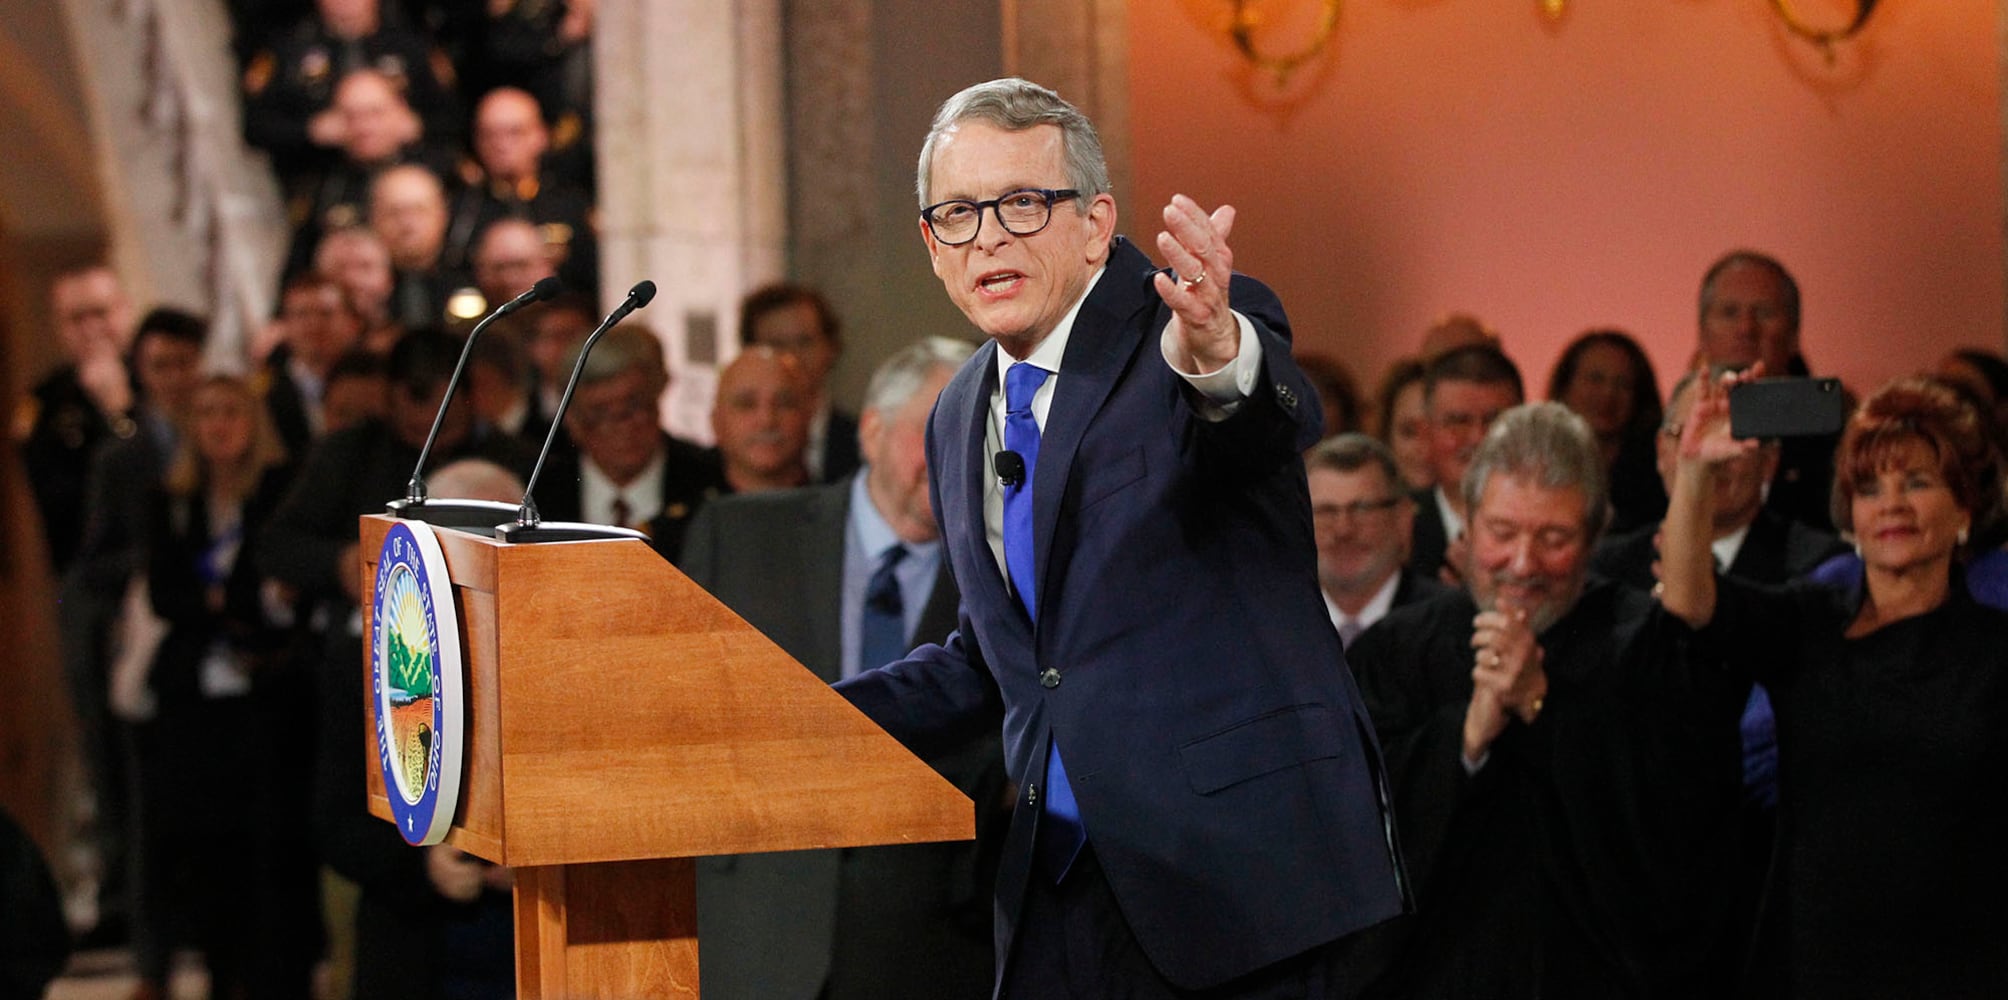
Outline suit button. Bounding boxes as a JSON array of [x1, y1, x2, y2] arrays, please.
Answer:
[[1039, 668, 1061, 689], [1275, 383, 1298, 410]]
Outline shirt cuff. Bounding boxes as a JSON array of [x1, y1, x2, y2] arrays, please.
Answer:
[[1460, 748, 1490, 775], [1161, 310, 1262, 420]]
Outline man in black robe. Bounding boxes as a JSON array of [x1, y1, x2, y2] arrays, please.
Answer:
[[1345, 402, 1748, 1000]]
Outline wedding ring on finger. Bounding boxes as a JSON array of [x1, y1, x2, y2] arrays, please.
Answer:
[[1181, 270, 1207, 290]]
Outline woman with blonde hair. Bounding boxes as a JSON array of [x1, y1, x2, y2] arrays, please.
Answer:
[[130, 374, 300, 999], [1660, 371, 2008, 996]]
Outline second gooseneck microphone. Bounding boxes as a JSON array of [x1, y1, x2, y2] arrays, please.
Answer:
[[514, 279, 658, 529]]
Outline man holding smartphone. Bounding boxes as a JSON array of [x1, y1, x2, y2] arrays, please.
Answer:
[[1694, 250, 1842, 529]]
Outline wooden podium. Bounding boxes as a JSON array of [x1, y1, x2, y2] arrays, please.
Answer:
[[357, 514, 973, 999]]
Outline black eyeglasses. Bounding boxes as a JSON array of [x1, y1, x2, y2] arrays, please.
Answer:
[[1312, 498, 1401, 523], [920, 188, 1081, 246]]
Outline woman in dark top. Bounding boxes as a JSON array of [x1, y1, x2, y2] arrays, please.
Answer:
[[1661, 371, 2008, 997], [131, 374, 294, 999], [1548, 329, 1665, 534]]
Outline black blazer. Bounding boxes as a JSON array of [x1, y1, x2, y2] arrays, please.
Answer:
[[819, 408, 862, 484], [1405, 485, 1454, 580], [528, 431, 725, 565], [681, 478, 1006, 1000], [1591, 508, 1848, 592]]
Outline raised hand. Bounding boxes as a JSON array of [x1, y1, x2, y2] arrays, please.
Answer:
[[1151, 194, 1240, 374], [1680, 363, 1765, 467], [1463, 604, 1548, 764]]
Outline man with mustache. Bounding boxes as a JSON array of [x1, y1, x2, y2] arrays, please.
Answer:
[[710, 345, 812, 495], [1345, 403, 1748, 999]]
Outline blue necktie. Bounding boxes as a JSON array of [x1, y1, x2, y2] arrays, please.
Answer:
[[859, 544, 908, 676], [1003, 362, 1086, 880]]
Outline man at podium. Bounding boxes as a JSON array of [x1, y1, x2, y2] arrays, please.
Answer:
[[835, 78, 1408, 998]]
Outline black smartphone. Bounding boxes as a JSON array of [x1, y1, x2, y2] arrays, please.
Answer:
[[1728, 377, 1847, 439]]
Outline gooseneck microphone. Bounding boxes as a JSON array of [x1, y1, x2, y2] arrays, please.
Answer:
[[500, 280, 658, 544], [996, 450, 1026, 488], [390, 275, 563, 519]]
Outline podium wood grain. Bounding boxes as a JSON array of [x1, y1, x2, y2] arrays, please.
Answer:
[[357, 514, 973, 998]]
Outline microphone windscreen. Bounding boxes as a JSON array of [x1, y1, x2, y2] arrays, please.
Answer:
[[995, 450, 1025, 485], [530, 276, 563, 302], [628, 280, 658, 309]]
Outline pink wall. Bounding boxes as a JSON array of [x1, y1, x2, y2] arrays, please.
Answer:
[[1126, 0, 2002, 406]]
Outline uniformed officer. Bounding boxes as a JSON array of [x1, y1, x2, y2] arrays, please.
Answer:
[[15, 265, 136, 574], [443, 87, 597, 297], [241, 0, 460, 183], [282, 68, 459, 280]]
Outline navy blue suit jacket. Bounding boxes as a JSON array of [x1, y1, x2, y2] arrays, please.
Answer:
[[836, 238, 1407, 991]]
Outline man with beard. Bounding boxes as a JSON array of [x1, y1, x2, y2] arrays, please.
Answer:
[[1306, 433, 1447, 647], [1345, 403, 1747, 999]]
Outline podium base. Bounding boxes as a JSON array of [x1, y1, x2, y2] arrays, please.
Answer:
[[516, 858, 698, 999]]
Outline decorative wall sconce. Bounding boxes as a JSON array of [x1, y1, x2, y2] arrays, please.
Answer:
[[1228, 0, 1340, 86], [1769, 0, 1880, 60], [1224, 0, 1883, 84]]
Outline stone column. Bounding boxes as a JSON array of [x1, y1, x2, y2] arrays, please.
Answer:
[[1003, 0, 1133, 213], [596, 0, 788, 441], [784, 0, 1007, 408]]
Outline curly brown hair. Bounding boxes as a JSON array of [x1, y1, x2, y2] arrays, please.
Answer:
[[1832, 375, 2005, 549]]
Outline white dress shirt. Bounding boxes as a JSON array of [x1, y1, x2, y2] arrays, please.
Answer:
[[980, 267, 1266, 588]]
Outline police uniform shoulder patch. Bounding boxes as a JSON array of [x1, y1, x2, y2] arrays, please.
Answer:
[[243, 51, 277, 95], [11, 395, 40, 442], [551, 112, 582, 151], [301, 47, 330, 84], [429, 49, 457, 88]]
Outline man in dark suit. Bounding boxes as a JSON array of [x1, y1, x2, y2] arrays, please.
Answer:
[[529, 324, 723, 564], [834, 78, 1406, 997], [1306, 433, 1448, 647], [261, 272, 366, 455], [1592, 370, 1846, 593], [1692, 250, 1840, 530], [682, 336, 1006, 1000], [738, 283, 860, 483], [1347, 403, 1748, 999], [1405, 344, 1522, 582], [59, 307, 204, 957]]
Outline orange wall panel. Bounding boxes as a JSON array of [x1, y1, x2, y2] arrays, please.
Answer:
[[1126, 0, 2002, 404]]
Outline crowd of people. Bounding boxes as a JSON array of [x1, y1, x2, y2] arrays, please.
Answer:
[[1308, 252, 2008, 998], [9, 40, 2008, 1000], [236, 0, 600, 339], [12, 255, 877, 998]]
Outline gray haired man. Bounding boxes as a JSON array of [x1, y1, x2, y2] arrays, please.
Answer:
[[1346, 402, 1749, 999]]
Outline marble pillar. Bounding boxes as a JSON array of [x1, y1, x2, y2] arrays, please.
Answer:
[[596, 0, 787, 441]]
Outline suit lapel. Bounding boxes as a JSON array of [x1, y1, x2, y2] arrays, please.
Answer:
[[943, 340, 1016, 618], [1031, 239, 1157, 608]]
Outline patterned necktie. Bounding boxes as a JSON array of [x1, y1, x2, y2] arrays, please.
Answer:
[[859, 544, 908, 678], [1003, 362, 1086, 880], [610, 496, 632, 530]]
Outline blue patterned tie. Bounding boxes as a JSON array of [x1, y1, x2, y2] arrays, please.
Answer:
[[1003, 362, 1085, 879], [859, 544, 907, 677]]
